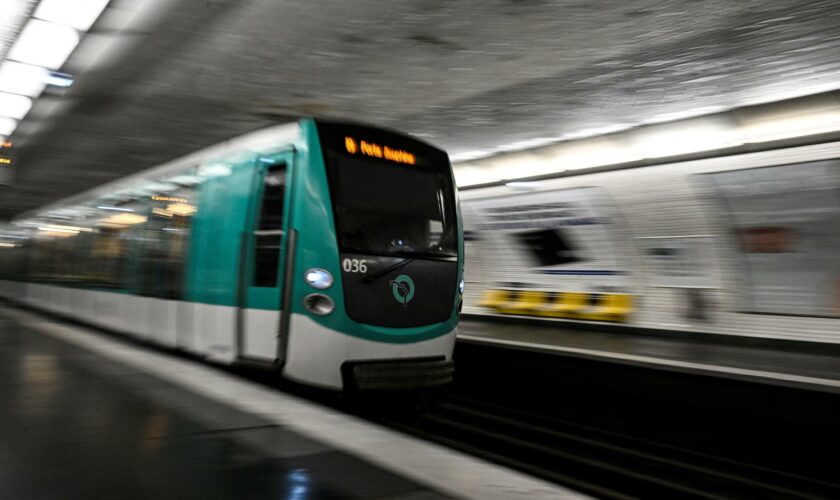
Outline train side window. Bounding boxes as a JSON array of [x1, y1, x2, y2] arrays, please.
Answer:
[[253, 163, 286, 287], [138, 183, 199, 300]]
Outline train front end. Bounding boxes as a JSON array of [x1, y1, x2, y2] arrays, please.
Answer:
[[282, 119, 463, 391]]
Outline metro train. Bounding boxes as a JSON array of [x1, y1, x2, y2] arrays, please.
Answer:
[[0, 119, 464, 390]]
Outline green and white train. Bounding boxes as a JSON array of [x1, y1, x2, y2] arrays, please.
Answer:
[[0, 119, 463, 390]]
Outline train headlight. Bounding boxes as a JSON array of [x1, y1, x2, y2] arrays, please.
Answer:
[[304, 293, 334, 316], [304, 268, 333, 289], [459, 278, 465, 295]]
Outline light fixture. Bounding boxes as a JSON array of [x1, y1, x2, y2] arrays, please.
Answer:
[[0, 117, 17, 137], [554, 137, 643, 171], [41, 224, 93, 233], [453, 165, 493, 187], [34, 0, 111, 32], [303, 294, 335, 316], [37, 224, 85, 236], [166, 203, 197, 216], [304, 268, 334, 289], [38, 230, 79, 238], [1, 1, 29, 26], [104, 213, 147, 225], [0, 93, 33, 120], [450, 150, 491, 162], [198, 164, 231, 177], [633, 117, 741, 158], [152, 208, 173, 218], [8, 19, 80, 70], [96, 205, 134, 212], [740, 110, 840, 143], [0, 62, 49, 97], [505, 181, 542, 190], [45, 72, 74, 87]]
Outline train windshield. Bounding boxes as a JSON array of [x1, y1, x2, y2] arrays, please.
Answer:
[[318, 122, 457, 259]]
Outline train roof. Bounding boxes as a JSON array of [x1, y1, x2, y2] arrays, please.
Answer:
[[12, 121, 303, 223]]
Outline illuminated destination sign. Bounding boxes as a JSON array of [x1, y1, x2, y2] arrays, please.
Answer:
[[152, 195, 188, 203], [2, 140, 15, 165], [344, 136, 416, 165]]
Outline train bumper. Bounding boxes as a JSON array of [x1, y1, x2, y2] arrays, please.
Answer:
[[283, 313, 456, 390], [343, 357, 454, 391]]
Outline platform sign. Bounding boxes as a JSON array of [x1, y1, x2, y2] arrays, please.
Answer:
[[639, 236, 715, 288], [1, 141, 13, 185], [705, 160, 840, 317], [463, 186, 628, 291]]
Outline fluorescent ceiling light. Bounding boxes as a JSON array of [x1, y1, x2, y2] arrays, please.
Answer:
[[0, 92, 33, 120], [642, 106, 726, 125], [8, 19, 80, 70], [554, 138, 642, 170], [34, 0, 111, 31], [96, 205, 134, 212], [104, 213, 147, 225], [453, 166, 493, 187], [0, 1, 30, 49], [560, 124, 634, 141], [197, 164, 231, 177], [741, 110, 840, 143], [45, 72, 74, 87], [505, 181, 542, 190], [0, 62, 49, 97], [450, 150, 491, 162], [0, 117, 17, 136], [166, 203, 197, 216], [634, 119, 741, 159]]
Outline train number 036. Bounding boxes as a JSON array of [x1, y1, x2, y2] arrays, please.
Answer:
[[342, 258, 367, 273]]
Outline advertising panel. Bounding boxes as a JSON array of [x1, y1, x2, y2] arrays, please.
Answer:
[[706, 160, 840, 317], [464, 186, 627, 292]]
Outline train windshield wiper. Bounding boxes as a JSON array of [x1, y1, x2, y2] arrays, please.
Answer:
[[363, 257, 414, 283]]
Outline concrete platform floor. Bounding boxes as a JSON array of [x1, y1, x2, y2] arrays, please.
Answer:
[[459, 317, 840, 393], [0, 305, 579, 499]]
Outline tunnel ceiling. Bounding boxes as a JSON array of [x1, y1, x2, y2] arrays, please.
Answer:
[[4, 0, 840, 217]]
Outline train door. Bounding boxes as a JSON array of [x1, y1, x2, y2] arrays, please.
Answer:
[[239, 153, 294, 361]]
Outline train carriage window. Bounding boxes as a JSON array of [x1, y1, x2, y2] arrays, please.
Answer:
[[134, 176, 200, 300], [325, 154, 457, 258], [253, 163, 286, 287], [87, 225, 131, 288], [86, 199, 148, 290]]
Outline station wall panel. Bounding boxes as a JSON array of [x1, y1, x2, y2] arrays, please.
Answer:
[[461, 140, 840, 343]]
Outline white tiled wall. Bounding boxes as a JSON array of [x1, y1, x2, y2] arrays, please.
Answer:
[[461, 141, 840, 344]]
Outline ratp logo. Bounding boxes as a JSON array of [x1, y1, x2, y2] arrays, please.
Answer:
[[389, 274, 415, 308]]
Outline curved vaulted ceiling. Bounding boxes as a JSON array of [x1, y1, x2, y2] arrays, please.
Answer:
[[4, 0, 840, 217]]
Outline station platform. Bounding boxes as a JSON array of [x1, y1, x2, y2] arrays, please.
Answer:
[[0, 304, 581, 500], [458, 316, 840, 394]]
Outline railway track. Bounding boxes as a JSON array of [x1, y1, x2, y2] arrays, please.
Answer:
[[344, 339, 840, 499], [377, 393, 840, 499]]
